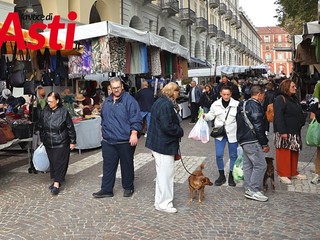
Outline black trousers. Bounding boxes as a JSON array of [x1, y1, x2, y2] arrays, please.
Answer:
[[46, 145, 70, 183], [101, 141, 136, 194], [190, 102, 200, 122]]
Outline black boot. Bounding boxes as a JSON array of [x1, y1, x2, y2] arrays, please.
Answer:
[[228, 171, 236, 187], [215, 170, 226, 186]]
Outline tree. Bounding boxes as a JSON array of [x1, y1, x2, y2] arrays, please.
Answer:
[[275, 0, 318, 35]]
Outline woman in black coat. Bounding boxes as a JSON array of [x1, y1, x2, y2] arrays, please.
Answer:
[[38, 92, 76, 195], [273, 80, 306, 185]]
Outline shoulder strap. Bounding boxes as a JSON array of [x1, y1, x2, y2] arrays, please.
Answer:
[[243, 101, 255, 134]]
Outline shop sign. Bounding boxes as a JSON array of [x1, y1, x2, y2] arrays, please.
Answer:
[[0, 11, 77, 50]]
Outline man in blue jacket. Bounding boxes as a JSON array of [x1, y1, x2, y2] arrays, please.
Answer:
[[93, 77, 142, 198], [236, 85, 270, 202]]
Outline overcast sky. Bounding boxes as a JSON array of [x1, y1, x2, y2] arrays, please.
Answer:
[[238, 0, 278, 27]]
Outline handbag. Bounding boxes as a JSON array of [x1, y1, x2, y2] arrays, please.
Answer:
[[0, 123, 15, 141], [210, 125, 226, 138], [210, 107, 231, 138]]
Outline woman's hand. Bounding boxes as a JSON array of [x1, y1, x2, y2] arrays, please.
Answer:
[[70, 144, 75, 150], [280, 133, 288, 140]]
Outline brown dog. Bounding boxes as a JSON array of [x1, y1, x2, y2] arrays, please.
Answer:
[[263, 157, 275, 191], [188, 163, 213, 204]]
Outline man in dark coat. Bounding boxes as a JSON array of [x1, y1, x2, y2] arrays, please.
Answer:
[[236, 85, 269, 202], [216, 75, 240, 100]]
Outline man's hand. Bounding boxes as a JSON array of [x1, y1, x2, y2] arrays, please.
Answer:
[[129, 130, 138, 146], [262, 146, 270, 153], [70, 144, 75, 150]]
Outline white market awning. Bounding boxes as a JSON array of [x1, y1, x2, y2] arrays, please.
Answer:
[[219, 65, 248, 74], [41, 21, 189, 59], [303, 21, 320, 35], [188, 66, 221, 77]]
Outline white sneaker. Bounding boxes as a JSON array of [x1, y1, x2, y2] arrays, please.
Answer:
[[279, 176, 292, 184], [144, 133, 147, 138], [292, 174, 307, 180], [245, 189, 268, 202], [155, 206, 177, 213]]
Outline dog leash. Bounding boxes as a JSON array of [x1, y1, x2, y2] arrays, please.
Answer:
[[178, 149, 198, 177]]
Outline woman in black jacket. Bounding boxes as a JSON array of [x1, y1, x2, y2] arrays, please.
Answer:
[[199, 84, 216, 113], [273, 79, 306, 185], [38, 92, 76, 195]]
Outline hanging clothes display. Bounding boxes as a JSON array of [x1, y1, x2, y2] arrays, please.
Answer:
[[164, 51, 172, 76], [139, 43, 148, 74], [92, 36, 110, 73], [109, 37, 119, 72], [68, 55, 83, 78], [82, 40, 93, 75], [124, 42, 132, 74], [181, 58, 188, 80], [150, 46, 161, 76], [118, 38, 126, 73], [130, 42, 141, 74], [294, 38, 317, 65]]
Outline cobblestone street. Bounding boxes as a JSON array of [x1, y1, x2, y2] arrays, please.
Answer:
[[0, 120, 320, 239]]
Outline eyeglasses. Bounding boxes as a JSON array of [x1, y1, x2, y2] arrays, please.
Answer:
[[111, 86, 121, 91]]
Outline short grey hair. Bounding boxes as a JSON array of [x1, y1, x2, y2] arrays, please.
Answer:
[[250, 85, 265, 96]]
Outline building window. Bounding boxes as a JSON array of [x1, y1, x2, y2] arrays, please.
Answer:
[[264, 36, 270, 43], [172, 29, 175, 41], [278, 52, 284, 60], [278, 35, 282, 42], [149, 20, 153, 33], [266, 53, 272, 61], [266, 45, 269, 50]]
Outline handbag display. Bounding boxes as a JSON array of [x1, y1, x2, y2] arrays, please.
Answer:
[[210, 107, 231, 138], [0, 123, 15, 141]]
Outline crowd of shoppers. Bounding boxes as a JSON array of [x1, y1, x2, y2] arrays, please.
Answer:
[[33, 75, 310, 210]]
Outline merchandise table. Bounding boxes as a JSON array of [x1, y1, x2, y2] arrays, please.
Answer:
[[73, 117, 102, 154]]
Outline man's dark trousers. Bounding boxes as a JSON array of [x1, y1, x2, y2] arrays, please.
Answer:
[[101, 141, 136, 194], [190, 102, 200, 123]]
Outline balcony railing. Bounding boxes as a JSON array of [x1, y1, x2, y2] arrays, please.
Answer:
[[209, 0, 220, 9], [287, 58, 292, 62], [265, 59, 273, 63], [236, 20, 242, 29], [208, 24, 218, 37], [224, 34, 231, 45], [179, 8, 196, 26], [230, 15, 237, 25], [218, 3, 227, 15], [195, 17, 208, 33], [240, 43, 245, 53], [161, 0, 179, 18], [217, 30, 225, 41], [224, 10, 232, 21], [230, 38, 237, 48]]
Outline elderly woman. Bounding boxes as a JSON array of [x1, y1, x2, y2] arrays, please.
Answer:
[[146, 82, 184, 213], [273, 79, 306, 185], [38, 92, 76, 195]]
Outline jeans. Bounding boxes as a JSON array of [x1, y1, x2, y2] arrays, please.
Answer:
[[214, 135, 238, 171], [141, 112, 151, 134]]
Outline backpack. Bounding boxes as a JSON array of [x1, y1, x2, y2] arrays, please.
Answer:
[[265, 95, 285, 122]]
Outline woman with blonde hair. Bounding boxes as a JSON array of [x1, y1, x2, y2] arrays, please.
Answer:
[[146, 82, 184, 213]]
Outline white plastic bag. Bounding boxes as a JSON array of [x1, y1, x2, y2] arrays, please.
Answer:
[[32, 143, 50, 172], [188, 118, 210, 143]]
